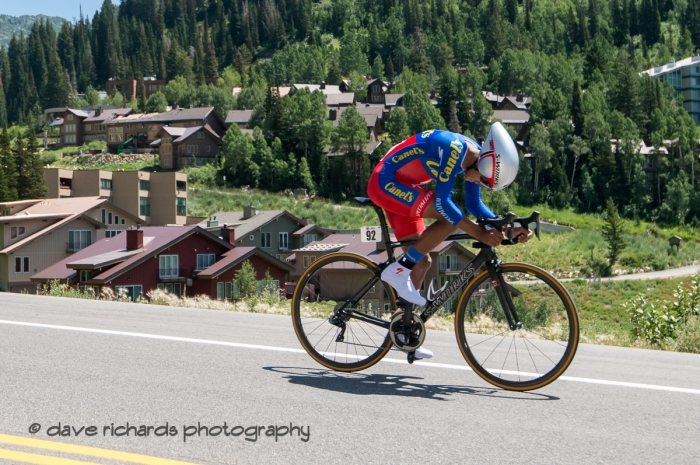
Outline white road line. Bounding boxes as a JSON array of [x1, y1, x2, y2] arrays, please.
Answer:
[[2, 319, 700, 396]]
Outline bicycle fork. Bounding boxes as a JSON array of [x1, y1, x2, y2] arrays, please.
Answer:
[[485, 259, 522, 330]]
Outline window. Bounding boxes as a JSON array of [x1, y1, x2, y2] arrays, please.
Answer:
[[140, 197, 151, 216], [121, 218, 125, 225], [439, 254, 458, 272], [80, 270, 91, 282], [127, 124, 133, 129], [115, 285, 143, 302], [206, 145, 211, 153], [159, 255, 179, 278], [303, 234, 318, 246], [64, 124, 76, 132], [177, 180, 187, 191], [372, 95, 382, 103], [108, 212, 113, 225], [100, 179, 112, 190], [114, 215, 119, 225], [261, 232, 271, 248], [85, 124, 92, 131], [14, 256, 29, 273], [64, 135, 76, 144], [197, 132, 204, 138], [187, 145, 199, 154], [226, 282, 232, 299], [216, 282, 233, 300], [67, 114, 74, 121], [101, 209, 106, 224], [196, 254, 216, 270], [217, 282, 224, 300], [95, 124, 105, 132], [279, 232, 289, 249], [68, 230, 92, 250], [139, 180, 150, 191], [1, 210, 9, 216], [176, 198, 186, 216], [10, 226, 25, 239], [384, 303, 391, 312], [302, 255, 316, 268], [106, 230, 122, 238]]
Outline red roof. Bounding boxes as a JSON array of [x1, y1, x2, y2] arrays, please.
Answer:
[[196, 247, 294, 279], [32, 226, 232, 283]]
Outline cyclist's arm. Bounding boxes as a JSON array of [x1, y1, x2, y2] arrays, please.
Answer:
[[464, 180, 497, 219]]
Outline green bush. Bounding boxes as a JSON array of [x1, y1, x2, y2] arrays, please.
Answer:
[[672, 317, 700, 353], [181, 164, 218, 187], [625, 295, 679, 343], [41, 151, 60, 165]]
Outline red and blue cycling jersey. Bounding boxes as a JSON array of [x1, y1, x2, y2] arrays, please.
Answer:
[[367, 129, 495, 238]]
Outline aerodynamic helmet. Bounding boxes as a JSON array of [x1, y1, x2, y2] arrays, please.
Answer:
[[477, 122, 519, 191]]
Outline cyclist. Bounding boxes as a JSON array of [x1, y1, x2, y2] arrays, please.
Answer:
[[368, 123, 531, 358]]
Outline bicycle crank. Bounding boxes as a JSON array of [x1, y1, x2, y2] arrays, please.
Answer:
[[389, 311, 426, 352]]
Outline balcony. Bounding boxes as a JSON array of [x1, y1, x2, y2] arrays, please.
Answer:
[[67, 241, 93, 252], [159, 268, 186, 282]]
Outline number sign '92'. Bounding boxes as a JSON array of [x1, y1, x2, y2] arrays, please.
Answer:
[[360, 226, 382, 243]]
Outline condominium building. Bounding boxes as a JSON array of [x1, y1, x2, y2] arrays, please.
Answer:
[[44, 169, 188, 225], [642, 55, 700, 125]]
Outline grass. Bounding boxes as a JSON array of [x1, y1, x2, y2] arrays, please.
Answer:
[[48, 154, 160, 172], [512, 204, 700, 240], [493, 228, 700, 277], [188, 184, 378, 230]]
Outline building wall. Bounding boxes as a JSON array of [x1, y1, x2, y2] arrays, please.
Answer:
[[224, 216, 309, 260], [0, 218, 55, 250], [173, 133, 220, 168], [190, 254, 288, 299], [72, 170, 113, 199], [61, 111, 85, 146], [107, 232, 229, 296], [150, 172, 188, 225], [111, 171, 151, 224]]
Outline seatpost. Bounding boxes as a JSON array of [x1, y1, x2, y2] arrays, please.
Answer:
[[373, 205, 396, 262]]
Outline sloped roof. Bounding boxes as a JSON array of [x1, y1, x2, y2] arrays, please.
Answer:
[[32, 226, 232, 283], [196, 246, 294, 278], [0, 197, 144, 255], [501, 95, 532, 110], [291, 223, 325, 236], [84, 108, 133, 122], [172, 126, 221, 144], [356, 104, 385, 119], [326, 93, 356, 106], [288, 234, 474, 266], [50, 118, 64, 127], [293, 84, 342, 94], [225, 109, 253, 124], [65, 108, 90, 118], [328, 107, 380, 128], [198, 210, 306, 241], [384, 94, 404, 106]]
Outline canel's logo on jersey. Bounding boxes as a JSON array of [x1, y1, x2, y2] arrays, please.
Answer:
[[421, 130, 435, 138], [425, 160, 440, 177], [391, 147, 425, 163], [438, 139, 463, 182], [384, 182, 415, 203]]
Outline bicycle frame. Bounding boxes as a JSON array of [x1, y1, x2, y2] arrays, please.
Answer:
[[336, 204, 523, 331]]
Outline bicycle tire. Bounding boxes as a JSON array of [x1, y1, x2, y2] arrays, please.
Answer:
[[454, 263, 579, 391], [291, 252, 397, 372]]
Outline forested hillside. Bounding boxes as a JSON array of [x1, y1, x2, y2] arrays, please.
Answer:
[[0, 14, 65, 47], [1, 0, 700, 225]]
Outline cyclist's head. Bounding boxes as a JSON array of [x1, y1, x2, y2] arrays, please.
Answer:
[[476, 122, 519, 191]]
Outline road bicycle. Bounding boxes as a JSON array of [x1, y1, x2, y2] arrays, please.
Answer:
[[291, 197, 579, 391]]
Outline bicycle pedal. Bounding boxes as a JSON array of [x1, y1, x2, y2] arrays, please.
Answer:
[[407, 351, 416, 364]]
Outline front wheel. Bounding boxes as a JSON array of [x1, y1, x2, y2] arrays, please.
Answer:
[[291, 253, 397, 372], [454, 263, 579, 391]]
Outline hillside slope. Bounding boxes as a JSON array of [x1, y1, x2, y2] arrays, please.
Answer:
[[0, 14, 65, 47]]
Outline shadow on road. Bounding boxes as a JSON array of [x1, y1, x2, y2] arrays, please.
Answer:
[[263, 367, 559, 401]]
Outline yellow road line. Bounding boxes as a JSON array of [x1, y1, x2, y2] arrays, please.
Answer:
[[0, 435, 201, 465], [0, 447, 103, 465]]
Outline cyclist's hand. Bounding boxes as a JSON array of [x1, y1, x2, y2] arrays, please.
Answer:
[[509, 226, 532, 243], [478, 228, 504, 247]]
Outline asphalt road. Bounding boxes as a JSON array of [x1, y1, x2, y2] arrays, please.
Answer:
[[0, 293, 699, 464]]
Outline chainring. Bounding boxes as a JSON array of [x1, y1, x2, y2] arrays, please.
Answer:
[[389, 310, 426, 351]]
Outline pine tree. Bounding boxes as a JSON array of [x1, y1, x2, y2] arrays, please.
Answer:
[[16, 123, 46, 200], [385, 57, 395, 86], [571, 80, 584, 136], [0, 78, 6, 126], [203, 20, 219, 78], [602, 198, 627, 268], [326, 59, 342, 85], [0, 124, 18, 201], [505, 0, 518, 23]]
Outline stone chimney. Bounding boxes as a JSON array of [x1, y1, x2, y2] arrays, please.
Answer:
[[329, 109, 337, 121], [95, 107, 102, 117], [220, 223, 236, 246], [320, 81, 326, 90], [242, 203, 257, 220], [126, 224, 143, 250]]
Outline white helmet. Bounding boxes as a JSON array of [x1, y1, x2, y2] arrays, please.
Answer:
[[477, 122, 519, 191]]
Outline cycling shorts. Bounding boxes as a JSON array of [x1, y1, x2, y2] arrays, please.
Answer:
[[367, 163, 435, 240]]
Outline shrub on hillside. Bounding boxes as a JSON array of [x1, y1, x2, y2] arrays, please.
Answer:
[[181, 164, 218, 187]]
